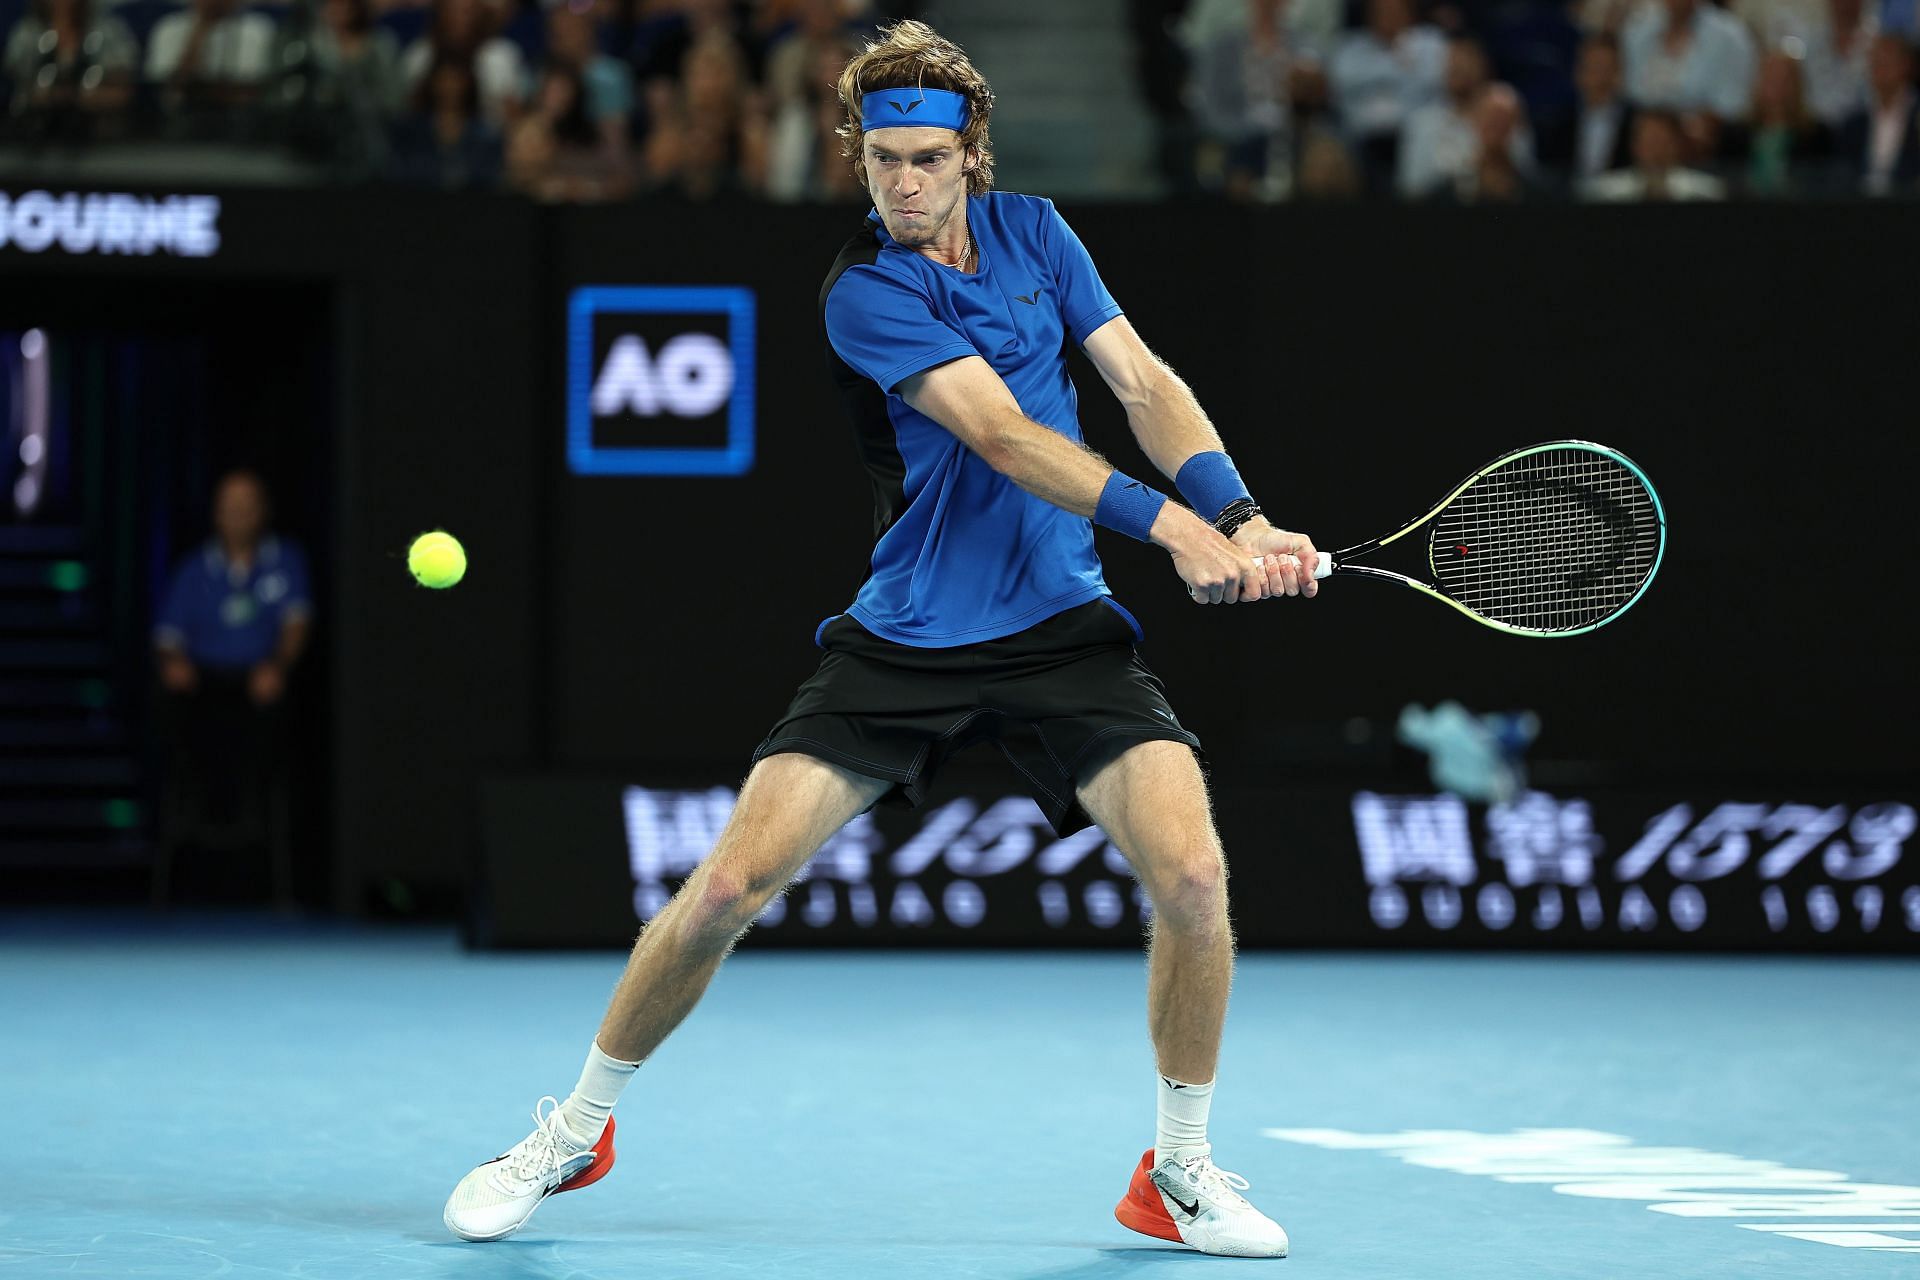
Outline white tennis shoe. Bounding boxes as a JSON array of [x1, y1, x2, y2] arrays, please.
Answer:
[[1115, 1147, 1290, 1258], [444, 1096, 616, 1242]]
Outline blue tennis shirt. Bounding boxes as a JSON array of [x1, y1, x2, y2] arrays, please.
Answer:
[[153, 535, 313, 670], [819, 192, 1127, 647]]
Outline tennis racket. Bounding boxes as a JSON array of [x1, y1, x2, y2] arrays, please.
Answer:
[[1304, 440, 1665, 637]]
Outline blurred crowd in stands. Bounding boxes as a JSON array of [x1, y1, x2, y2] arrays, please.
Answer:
[[0, 0, 899, 198], [1167, 0, 1920, 199], [4, 0, 1916, 200]]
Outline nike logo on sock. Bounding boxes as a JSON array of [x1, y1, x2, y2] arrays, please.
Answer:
[[1161, 1076, 1188, 1089]]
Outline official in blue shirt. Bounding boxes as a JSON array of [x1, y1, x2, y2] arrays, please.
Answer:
[[442, 20, 1311, 1258], [154, 470, 312, 703], [152, 470, 311, 864]]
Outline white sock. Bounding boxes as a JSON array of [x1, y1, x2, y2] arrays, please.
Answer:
[[1155, 1073, 1214, 1165], [556, 1040, 641, 1147]]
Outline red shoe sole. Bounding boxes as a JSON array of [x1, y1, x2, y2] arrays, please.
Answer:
[[553, 1114, 616, 1196], [1114, 1147, 1184, 1244]]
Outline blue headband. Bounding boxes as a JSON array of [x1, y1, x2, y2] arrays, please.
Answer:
[[861, 88, 970, 133]]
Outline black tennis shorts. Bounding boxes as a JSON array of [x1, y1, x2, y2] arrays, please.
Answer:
[[751, 598, 1202, 836]]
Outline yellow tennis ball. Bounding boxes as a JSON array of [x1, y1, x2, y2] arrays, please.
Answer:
[[408, 530, 466, 588]]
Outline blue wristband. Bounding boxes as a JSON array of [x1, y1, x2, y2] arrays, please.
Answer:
[[1174, 451, 1252, 522], [1094, 471, 1169, 543]]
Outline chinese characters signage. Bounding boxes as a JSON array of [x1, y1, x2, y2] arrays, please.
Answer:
[[1353, 792, 1917, 940]]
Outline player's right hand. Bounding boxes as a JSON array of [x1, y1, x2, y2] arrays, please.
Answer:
[[1154, 506, 1266, 605]]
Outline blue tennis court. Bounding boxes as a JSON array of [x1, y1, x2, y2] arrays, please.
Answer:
[[6, 913, 1915, 1279]]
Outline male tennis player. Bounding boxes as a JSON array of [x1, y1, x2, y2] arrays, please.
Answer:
[[445, 20, 1317, 1259]]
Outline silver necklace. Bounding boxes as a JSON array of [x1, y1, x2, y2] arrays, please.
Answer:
[[957, 223, 972, 272]]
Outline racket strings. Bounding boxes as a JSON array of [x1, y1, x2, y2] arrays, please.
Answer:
[[1429, 446, 1661, 632]]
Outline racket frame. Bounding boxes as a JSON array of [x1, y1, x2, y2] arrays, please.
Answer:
[[1318, 439, 1666, 638]]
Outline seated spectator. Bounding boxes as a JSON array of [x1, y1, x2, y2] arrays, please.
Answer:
[[1745, 49, 1833, 194], [299, 0, 406, 173], [1328, 0, 1448, 190], [1, 0, 137, 134], [1294, 120, 1362, 197], [1577, 0, 1639, 36], [1583, 106, 1728, 198], [764, 0, 859, 108], [1836, 32, 1920, 192], [1468, 0, 1581, 144], [388, 50, 502, 188], [312, 0, 403, 110], [1191, 0, 1308, 201], [1447, 83, 1543, 202], [1182, 0, 1343, 54], [544, 0, 633, 150], [400, 0, 523, 126], [642, 29, 769, 199], [1775, 0, 1874, 127], [1399, 35, 1533, 197], [766, 32, 862, 201], [1183, 0, 1343, 154], [631, 0, 749, 90], [153, 470, 311, 861], [1732, 0, 1826, 46], [144, 0, 278, 112], [1622, 0, 1757, 159], [1547, 33, 1637, 184], [506, 60, 633, 200], [687, 109, 769, 199]]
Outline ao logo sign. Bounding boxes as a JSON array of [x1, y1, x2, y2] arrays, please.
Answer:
[[591, 334, 733, 419], [567, 286, 756, 476]]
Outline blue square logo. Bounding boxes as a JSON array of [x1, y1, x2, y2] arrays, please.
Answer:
[[567, 285, 756, 476]]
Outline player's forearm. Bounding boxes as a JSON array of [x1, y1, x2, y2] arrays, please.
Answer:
[[979, 412, 1221, 559], [975, 412, 1114, 517], [1122, 366, 1228, 483]]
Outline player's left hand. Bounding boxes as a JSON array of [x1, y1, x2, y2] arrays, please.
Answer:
[[1233, 519, 1320, 599]]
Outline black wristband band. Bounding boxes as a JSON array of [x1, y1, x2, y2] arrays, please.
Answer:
[[1213, 498, 1262, 539]]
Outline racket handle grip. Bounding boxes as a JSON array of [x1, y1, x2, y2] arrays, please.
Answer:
[[1251, 552, 1336, 579]]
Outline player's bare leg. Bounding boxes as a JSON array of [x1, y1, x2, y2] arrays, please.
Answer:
[[444, 752, 887, 1241], [1079, 739, 1289, 1257], [1078, 740, 1230, 1082], [595, 753, 889, 1062]]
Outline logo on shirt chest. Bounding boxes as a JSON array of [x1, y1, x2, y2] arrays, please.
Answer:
[[220, 593, 257, 627], [1012, 287, 1044, 305]]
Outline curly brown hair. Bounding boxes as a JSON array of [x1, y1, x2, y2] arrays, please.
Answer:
[[835, 20, 996, 196]]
